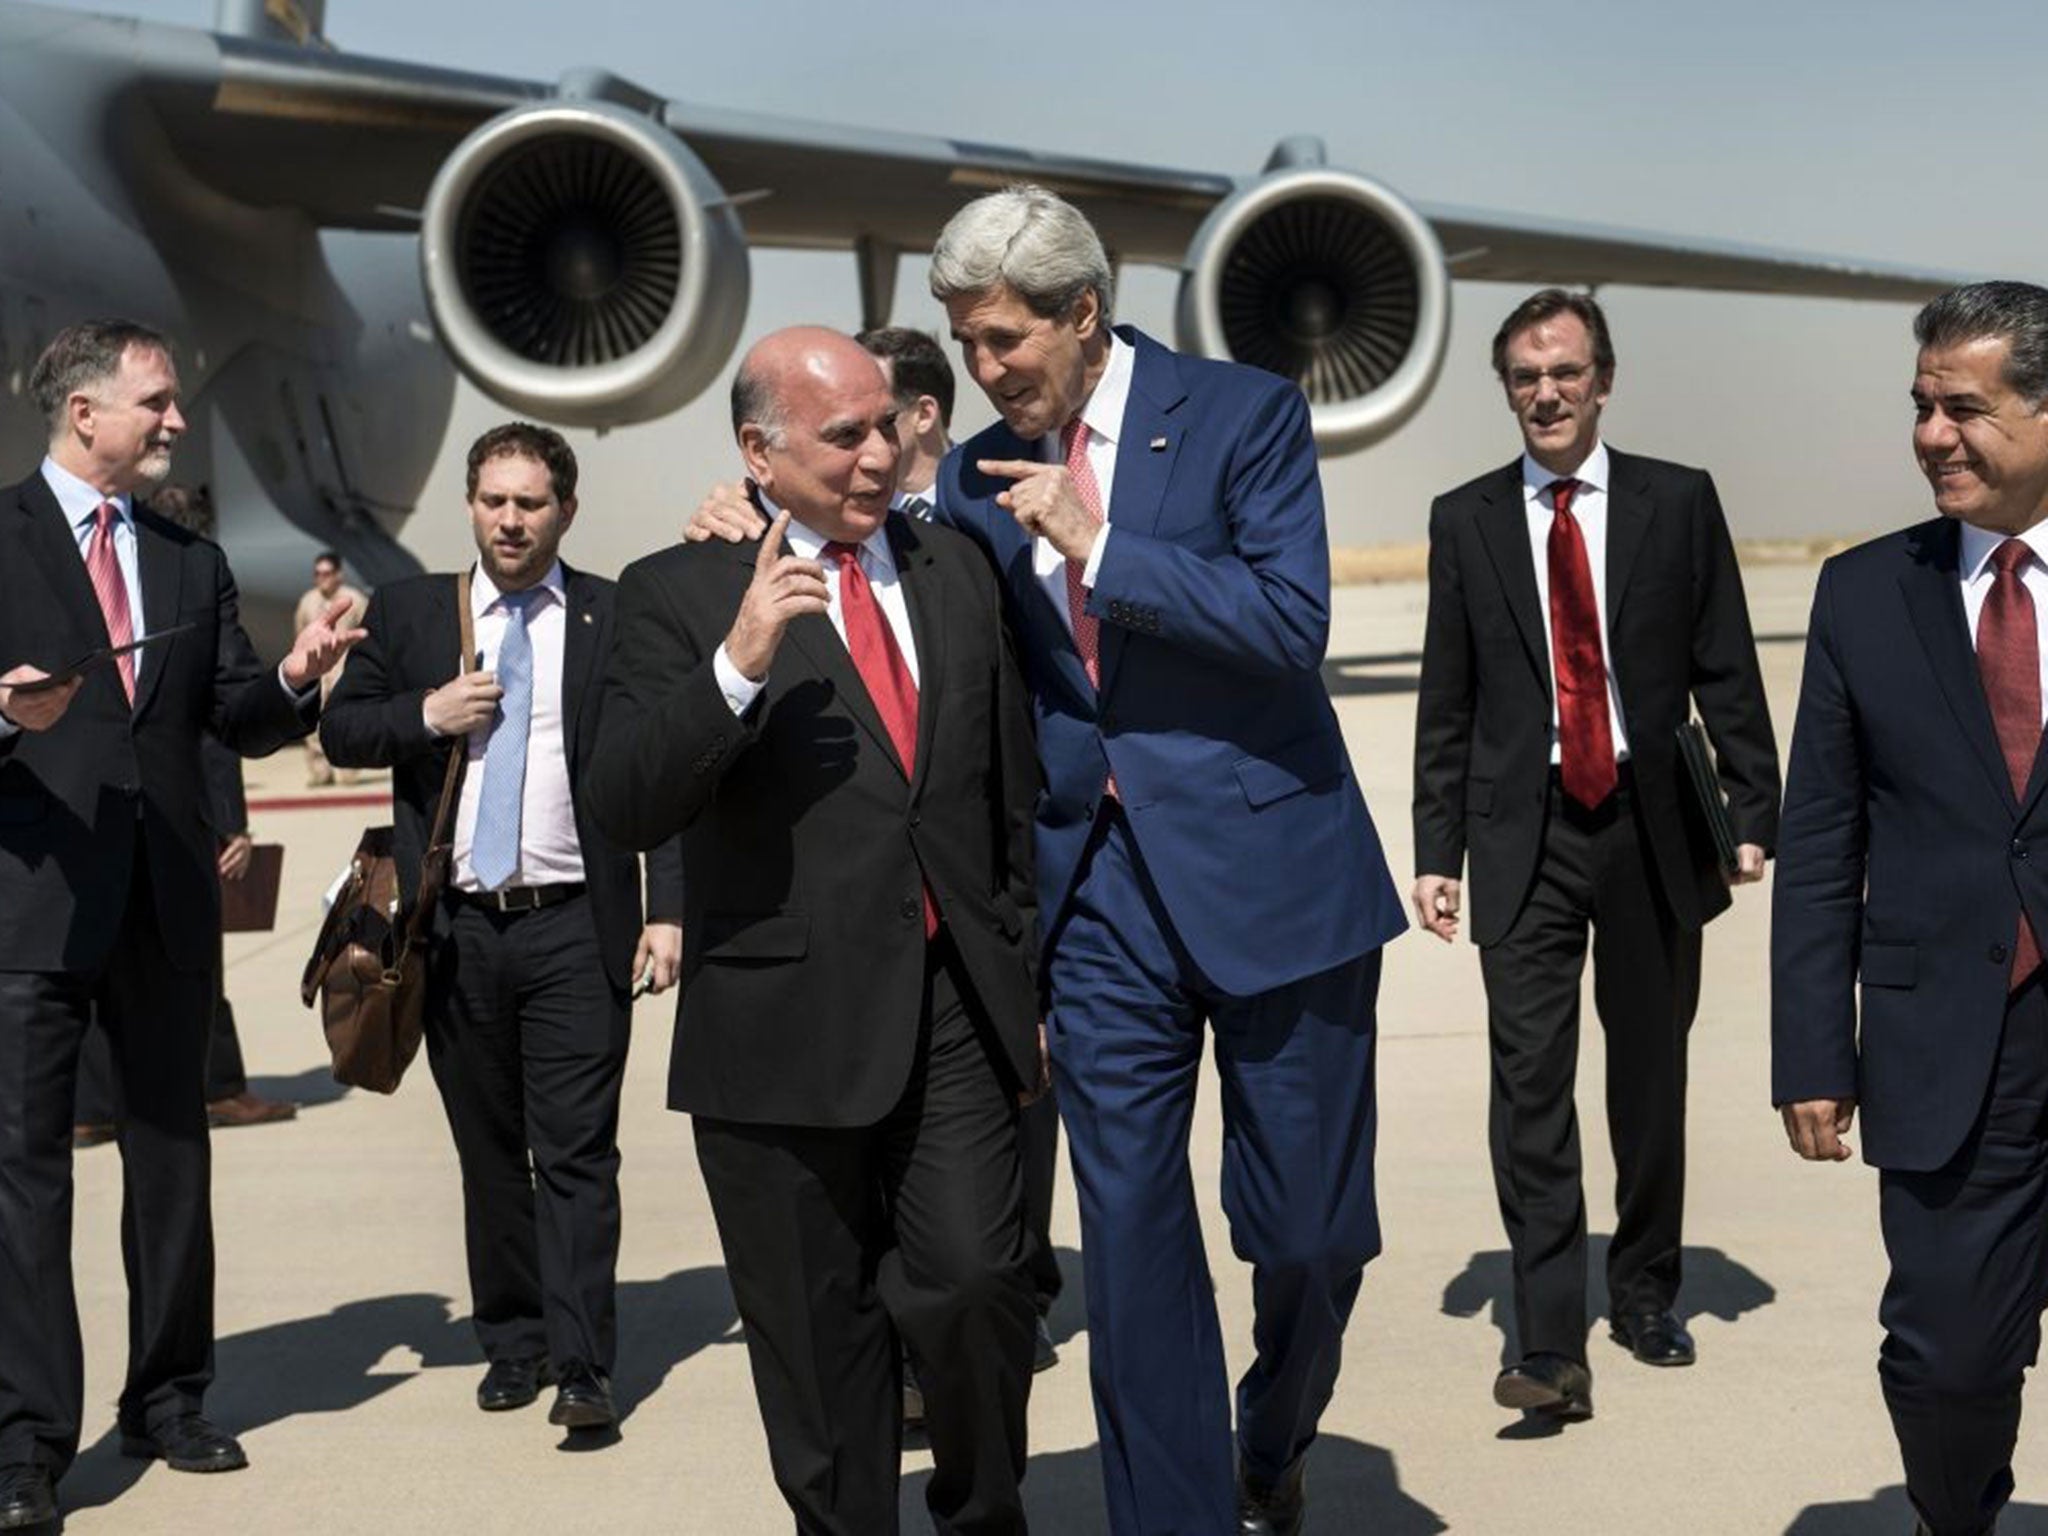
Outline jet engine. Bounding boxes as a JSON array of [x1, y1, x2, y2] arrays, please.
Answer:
[[1175, 166, 1450, 454], [419, 100, 750, 429]]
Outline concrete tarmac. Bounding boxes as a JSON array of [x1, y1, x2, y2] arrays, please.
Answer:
[[55, 560, 2048, 1534]]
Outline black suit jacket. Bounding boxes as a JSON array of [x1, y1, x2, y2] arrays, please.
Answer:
[[0, 473, 313, 973], [586, 512, 1042, 1128], [318, 565, 682, 993], [1413, 450, 1781, 947], [1773, 518, 2048, 1171]]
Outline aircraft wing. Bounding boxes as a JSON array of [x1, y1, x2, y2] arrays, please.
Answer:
[[126, 26, 1965, 303]]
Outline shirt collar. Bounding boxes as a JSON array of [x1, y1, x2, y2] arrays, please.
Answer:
[[469, 559, 565, 618], [40, 455, 132, 531], [1045, 331, 1135, 456], [1959, 518, 2048, 582], [760, 491, 897, 575], [1521, 440, 1610, 502]]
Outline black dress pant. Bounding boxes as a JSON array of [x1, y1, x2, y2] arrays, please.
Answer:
[[1019, 1091, 1062, 1312], [75, 951, 245, 1125], [1477, 775, 1701, 1363], [0, 846, 216, 1475], [426, 892, 629, 1375], [695, 936, 1036, 1536], [1879, 978, 2048, 1536]]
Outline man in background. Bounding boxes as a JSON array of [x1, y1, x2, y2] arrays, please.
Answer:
[[323, 423, 682, 1438], [295, 549, 366, 786], [1413, 289, 1778, 1423], [0, 319, 358, 1529]]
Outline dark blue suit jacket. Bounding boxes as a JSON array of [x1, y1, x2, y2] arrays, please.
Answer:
[[936, 326, 1406, 996], [1772, 517, 2048, 1171]]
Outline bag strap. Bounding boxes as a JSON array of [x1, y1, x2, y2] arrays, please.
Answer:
[[424, 569, 475, 855], [395, 571, 475, 956]]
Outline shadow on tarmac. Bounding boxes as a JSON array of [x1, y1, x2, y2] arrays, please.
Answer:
[[902, 1434, 1446, 1533], [1439, 1237, 1777, 1362], [1785, 1484, 2048, 1533], [57, 1266, 742, 1513], [244, 1065, 352, 1112]]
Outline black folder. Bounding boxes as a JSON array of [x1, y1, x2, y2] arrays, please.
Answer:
[[1675, 720, 1740, 876]]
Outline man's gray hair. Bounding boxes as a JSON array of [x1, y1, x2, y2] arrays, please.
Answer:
[[928, 185, 1115, 322], [28, 318, 173, 431], [1914, 281, 2048, 408], [730, 359, 787, 448]]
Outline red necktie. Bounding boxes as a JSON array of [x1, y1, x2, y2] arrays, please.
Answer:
[[1059, 418, 1105, 689], [86, 501, 136, 704], [825, 541, 935, 936], [1977, 537, 2042, 990], [1546, 478, 1616, 810]]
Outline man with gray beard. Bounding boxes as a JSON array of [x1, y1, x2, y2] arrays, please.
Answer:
[[0, 320, 360, 1529]]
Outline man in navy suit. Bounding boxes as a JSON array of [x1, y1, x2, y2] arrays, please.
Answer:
[[691, 185, 1405, 1536], [1775, 281, 2048, 1536]]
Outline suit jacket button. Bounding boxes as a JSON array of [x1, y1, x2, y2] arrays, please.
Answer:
[[1992, 942, 2011, 963], [899, 897, 920, 921], [1099, 711, 1117, 732]]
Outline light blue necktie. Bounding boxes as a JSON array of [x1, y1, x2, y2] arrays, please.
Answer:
[[471, 588, 539, 891]]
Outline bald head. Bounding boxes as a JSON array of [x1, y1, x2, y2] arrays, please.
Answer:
[[733, 326, 902, 543]]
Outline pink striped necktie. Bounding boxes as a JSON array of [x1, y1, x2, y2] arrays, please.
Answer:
[[1058, 418, 1105, 687], [86, 501, 136, 704]]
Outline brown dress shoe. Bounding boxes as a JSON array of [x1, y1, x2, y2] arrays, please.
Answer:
[[71, 1123, 117, 1149], [207, 1091, 298, 1129]]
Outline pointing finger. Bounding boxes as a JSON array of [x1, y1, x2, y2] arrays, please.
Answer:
[[978, 458, 1051, 483], [319, 594, 356, 627], [755, 510, 792, 575]]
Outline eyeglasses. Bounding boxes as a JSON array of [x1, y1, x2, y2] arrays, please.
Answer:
[[1505, 362, 1602, 399]]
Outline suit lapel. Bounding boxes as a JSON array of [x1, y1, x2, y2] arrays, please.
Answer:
[[889, 516, 943, 799], [16, 478, 105, 654], [759, 540, 911, 782], [559, 566, 602, 773], [131, 512, 182, 717], [1098, 329, 1186, 696], [1897, 519, 2017, 812], [1603, 450, 1653, 631], [1472, 466, 1551, 696]]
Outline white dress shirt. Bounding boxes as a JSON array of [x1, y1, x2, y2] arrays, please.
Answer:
[[714, 502, 921, 716], [1959, 519, 2048, 724], [1029, 331, 1130, 636], [1521, 441, 1632, 762], [448, 561, 586, 891]]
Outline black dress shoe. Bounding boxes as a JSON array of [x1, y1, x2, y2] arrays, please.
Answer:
[[477, 1356, 551, 1412], [0, 1464, 56, 1529], [118, 1413, 248, 1472], [1238, 1458, 1305, 1536], [1032, 1314, 1059, 1373], [549, 1363, 616, 1429], [1610, 1308, 1697, 1366], [1493, 1353, 1594, 1421]]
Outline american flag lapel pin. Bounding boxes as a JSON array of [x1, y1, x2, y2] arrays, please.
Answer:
[[1150, 435, 1168, 452]]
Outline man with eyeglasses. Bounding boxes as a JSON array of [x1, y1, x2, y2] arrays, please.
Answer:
[[1412, 288, 1780, 1423]]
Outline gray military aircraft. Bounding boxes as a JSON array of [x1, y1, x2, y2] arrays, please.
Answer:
[[0, 0, 1959, 643]]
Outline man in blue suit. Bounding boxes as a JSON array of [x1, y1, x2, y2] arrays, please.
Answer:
[[1775, 281, 2048, 1536], [691, 186, 1405, 1536]]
